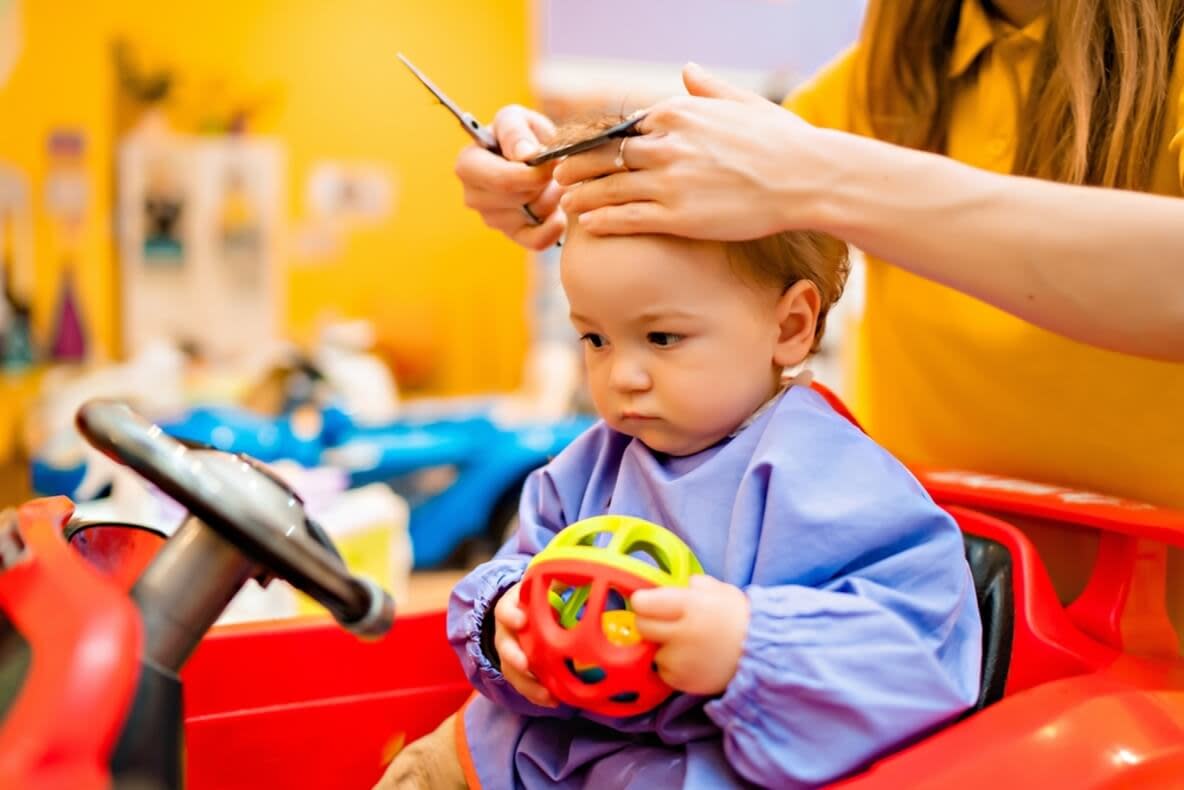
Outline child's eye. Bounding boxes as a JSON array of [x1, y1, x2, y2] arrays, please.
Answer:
[[580, 333, 606, 349], [647, 332, 683, 347]]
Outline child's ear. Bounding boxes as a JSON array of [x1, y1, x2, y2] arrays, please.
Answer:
[[772, 280, 821, 368]]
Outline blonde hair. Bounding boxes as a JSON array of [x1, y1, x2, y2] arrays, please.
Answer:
[[861, 0, 1184, 190], [728, 233, 850, 352]]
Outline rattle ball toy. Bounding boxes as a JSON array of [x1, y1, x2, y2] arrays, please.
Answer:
[[517, 515, 703, 717]]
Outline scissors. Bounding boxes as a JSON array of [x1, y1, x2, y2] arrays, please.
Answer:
[[399, 54, 645, 226], [398, 53, 543, 225]]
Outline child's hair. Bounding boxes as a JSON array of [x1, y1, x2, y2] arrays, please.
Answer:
[[556, 115, 850, 352], [729, 233, 850, 352]]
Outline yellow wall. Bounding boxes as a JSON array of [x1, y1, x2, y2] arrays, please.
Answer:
[[0, 0, 533, 393]]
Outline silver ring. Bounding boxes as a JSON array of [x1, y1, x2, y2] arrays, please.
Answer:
[[613, 137, 631, 172]]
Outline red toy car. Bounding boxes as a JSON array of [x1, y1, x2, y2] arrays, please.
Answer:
[[2, 392, 1183, 789]]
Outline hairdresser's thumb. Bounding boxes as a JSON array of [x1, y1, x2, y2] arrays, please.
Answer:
[[683, 62, 765, 105]]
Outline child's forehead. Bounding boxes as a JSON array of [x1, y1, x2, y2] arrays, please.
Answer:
[[561, 231, 779, 308], [562, 229, 730, 278]]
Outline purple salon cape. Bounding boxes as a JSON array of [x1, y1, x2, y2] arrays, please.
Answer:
[[448, 385, 981, 788]]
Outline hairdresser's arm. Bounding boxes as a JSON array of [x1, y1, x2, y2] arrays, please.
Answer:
[[814, 131, 1184, 362], [557, 65, 1184, 362]]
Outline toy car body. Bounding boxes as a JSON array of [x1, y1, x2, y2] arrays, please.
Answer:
[[4, 388, 1184, 789]]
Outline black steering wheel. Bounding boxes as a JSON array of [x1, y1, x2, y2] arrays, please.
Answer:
[[75, 399, 394, 668]]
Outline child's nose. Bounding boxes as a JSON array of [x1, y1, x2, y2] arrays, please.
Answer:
[[609, 355, 651, 392]]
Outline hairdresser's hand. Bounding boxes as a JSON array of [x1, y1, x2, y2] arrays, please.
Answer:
[[631, 575, 750, 696], [492, 581, 560, 707], [455, 104, 566, 250], [556, 63, 828, 241]]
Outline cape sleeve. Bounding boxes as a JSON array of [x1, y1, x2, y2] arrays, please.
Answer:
[[446, 423, 621, 718], [705, 393, 982, 787]]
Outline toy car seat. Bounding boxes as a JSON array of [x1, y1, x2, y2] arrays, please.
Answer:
[[961, 530, 1013, 709], [807, 381, 1121, 710]]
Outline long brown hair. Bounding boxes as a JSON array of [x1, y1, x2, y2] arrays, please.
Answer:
[[862, 0, 1184, 189]]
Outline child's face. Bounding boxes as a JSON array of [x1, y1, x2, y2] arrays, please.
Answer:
[[561, 228, 786, 456]]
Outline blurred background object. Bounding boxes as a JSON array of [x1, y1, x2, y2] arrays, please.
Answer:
[[0, 0, 864, 610]]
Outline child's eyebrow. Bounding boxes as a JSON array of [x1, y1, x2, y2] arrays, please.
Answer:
[[637, 308, 699, 323]]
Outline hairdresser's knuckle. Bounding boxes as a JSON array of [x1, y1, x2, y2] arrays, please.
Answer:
[[493, 103, 529, 128], [513, 226, 544, 251], [646, 141, 676, 166], [487, 167, 524, 195], [661, 138, 695, 165], [665, 98, 699, 124], [621, 203, 648, 229], [599, 177, 624, 203], [646, 102, 681, 128], [488, 215, 516, 234]]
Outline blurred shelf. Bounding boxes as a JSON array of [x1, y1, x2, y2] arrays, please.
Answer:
[[0, 364, 47, 464]]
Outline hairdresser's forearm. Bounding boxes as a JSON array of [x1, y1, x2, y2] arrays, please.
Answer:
[[809, 129, 1184, 362]]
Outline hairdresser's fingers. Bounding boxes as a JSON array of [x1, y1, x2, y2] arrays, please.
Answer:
[[510, 210, 566, 251], [552, 134, 667, 187], [481, 208, 526, 235], [560, 171, 661, 217], [456, 144, 554, 197], [524, 180, 564, 222], [492, 104, 558, 162], [463, 184, 551, 213], [477, 179, 562, 227], [576, 202, 673, 237]]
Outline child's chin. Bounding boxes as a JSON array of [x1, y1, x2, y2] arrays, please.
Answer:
[[638, 431, 722, 458]]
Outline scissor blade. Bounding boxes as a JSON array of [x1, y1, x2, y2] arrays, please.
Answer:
[[398, 54, 462, 115], [397, 53, 494, 146]]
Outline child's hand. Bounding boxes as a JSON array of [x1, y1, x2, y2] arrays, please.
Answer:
[[631, 575, 750, 696], [493, 581, 560, 708]]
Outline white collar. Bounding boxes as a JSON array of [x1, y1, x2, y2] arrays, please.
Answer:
[[728, 367, 813, 438]]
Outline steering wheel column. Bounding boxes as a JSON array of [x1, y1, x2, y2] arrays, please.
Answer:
[[75, 400, 395, 673]]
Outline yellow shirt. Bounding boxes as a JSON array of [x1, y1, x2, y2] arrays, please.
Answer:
[[787, 0, 1184, 510]]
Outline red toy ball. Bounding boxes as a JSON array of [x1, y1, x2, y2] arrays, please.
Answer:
[[517, 515, 703, 717]]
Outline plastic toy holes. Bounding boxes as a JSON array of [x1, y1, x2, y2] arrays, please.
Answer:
[[576, 530, 614, 549], [601, 587, 640, 647], [620, 538, 673, 574], [565, 657, 607, 684], [549, 581, 592, 628]]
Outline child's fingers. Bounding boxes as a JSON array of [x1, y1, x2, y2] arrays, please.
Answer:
[[651, 645, 688, 690], [504, 664, 559, 707], [633, 614, 682, 644], [494, 586, 527, 630], [495, 629, 531, 675], [495, 602, 526, 631], [630, 586, 689, 620]]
